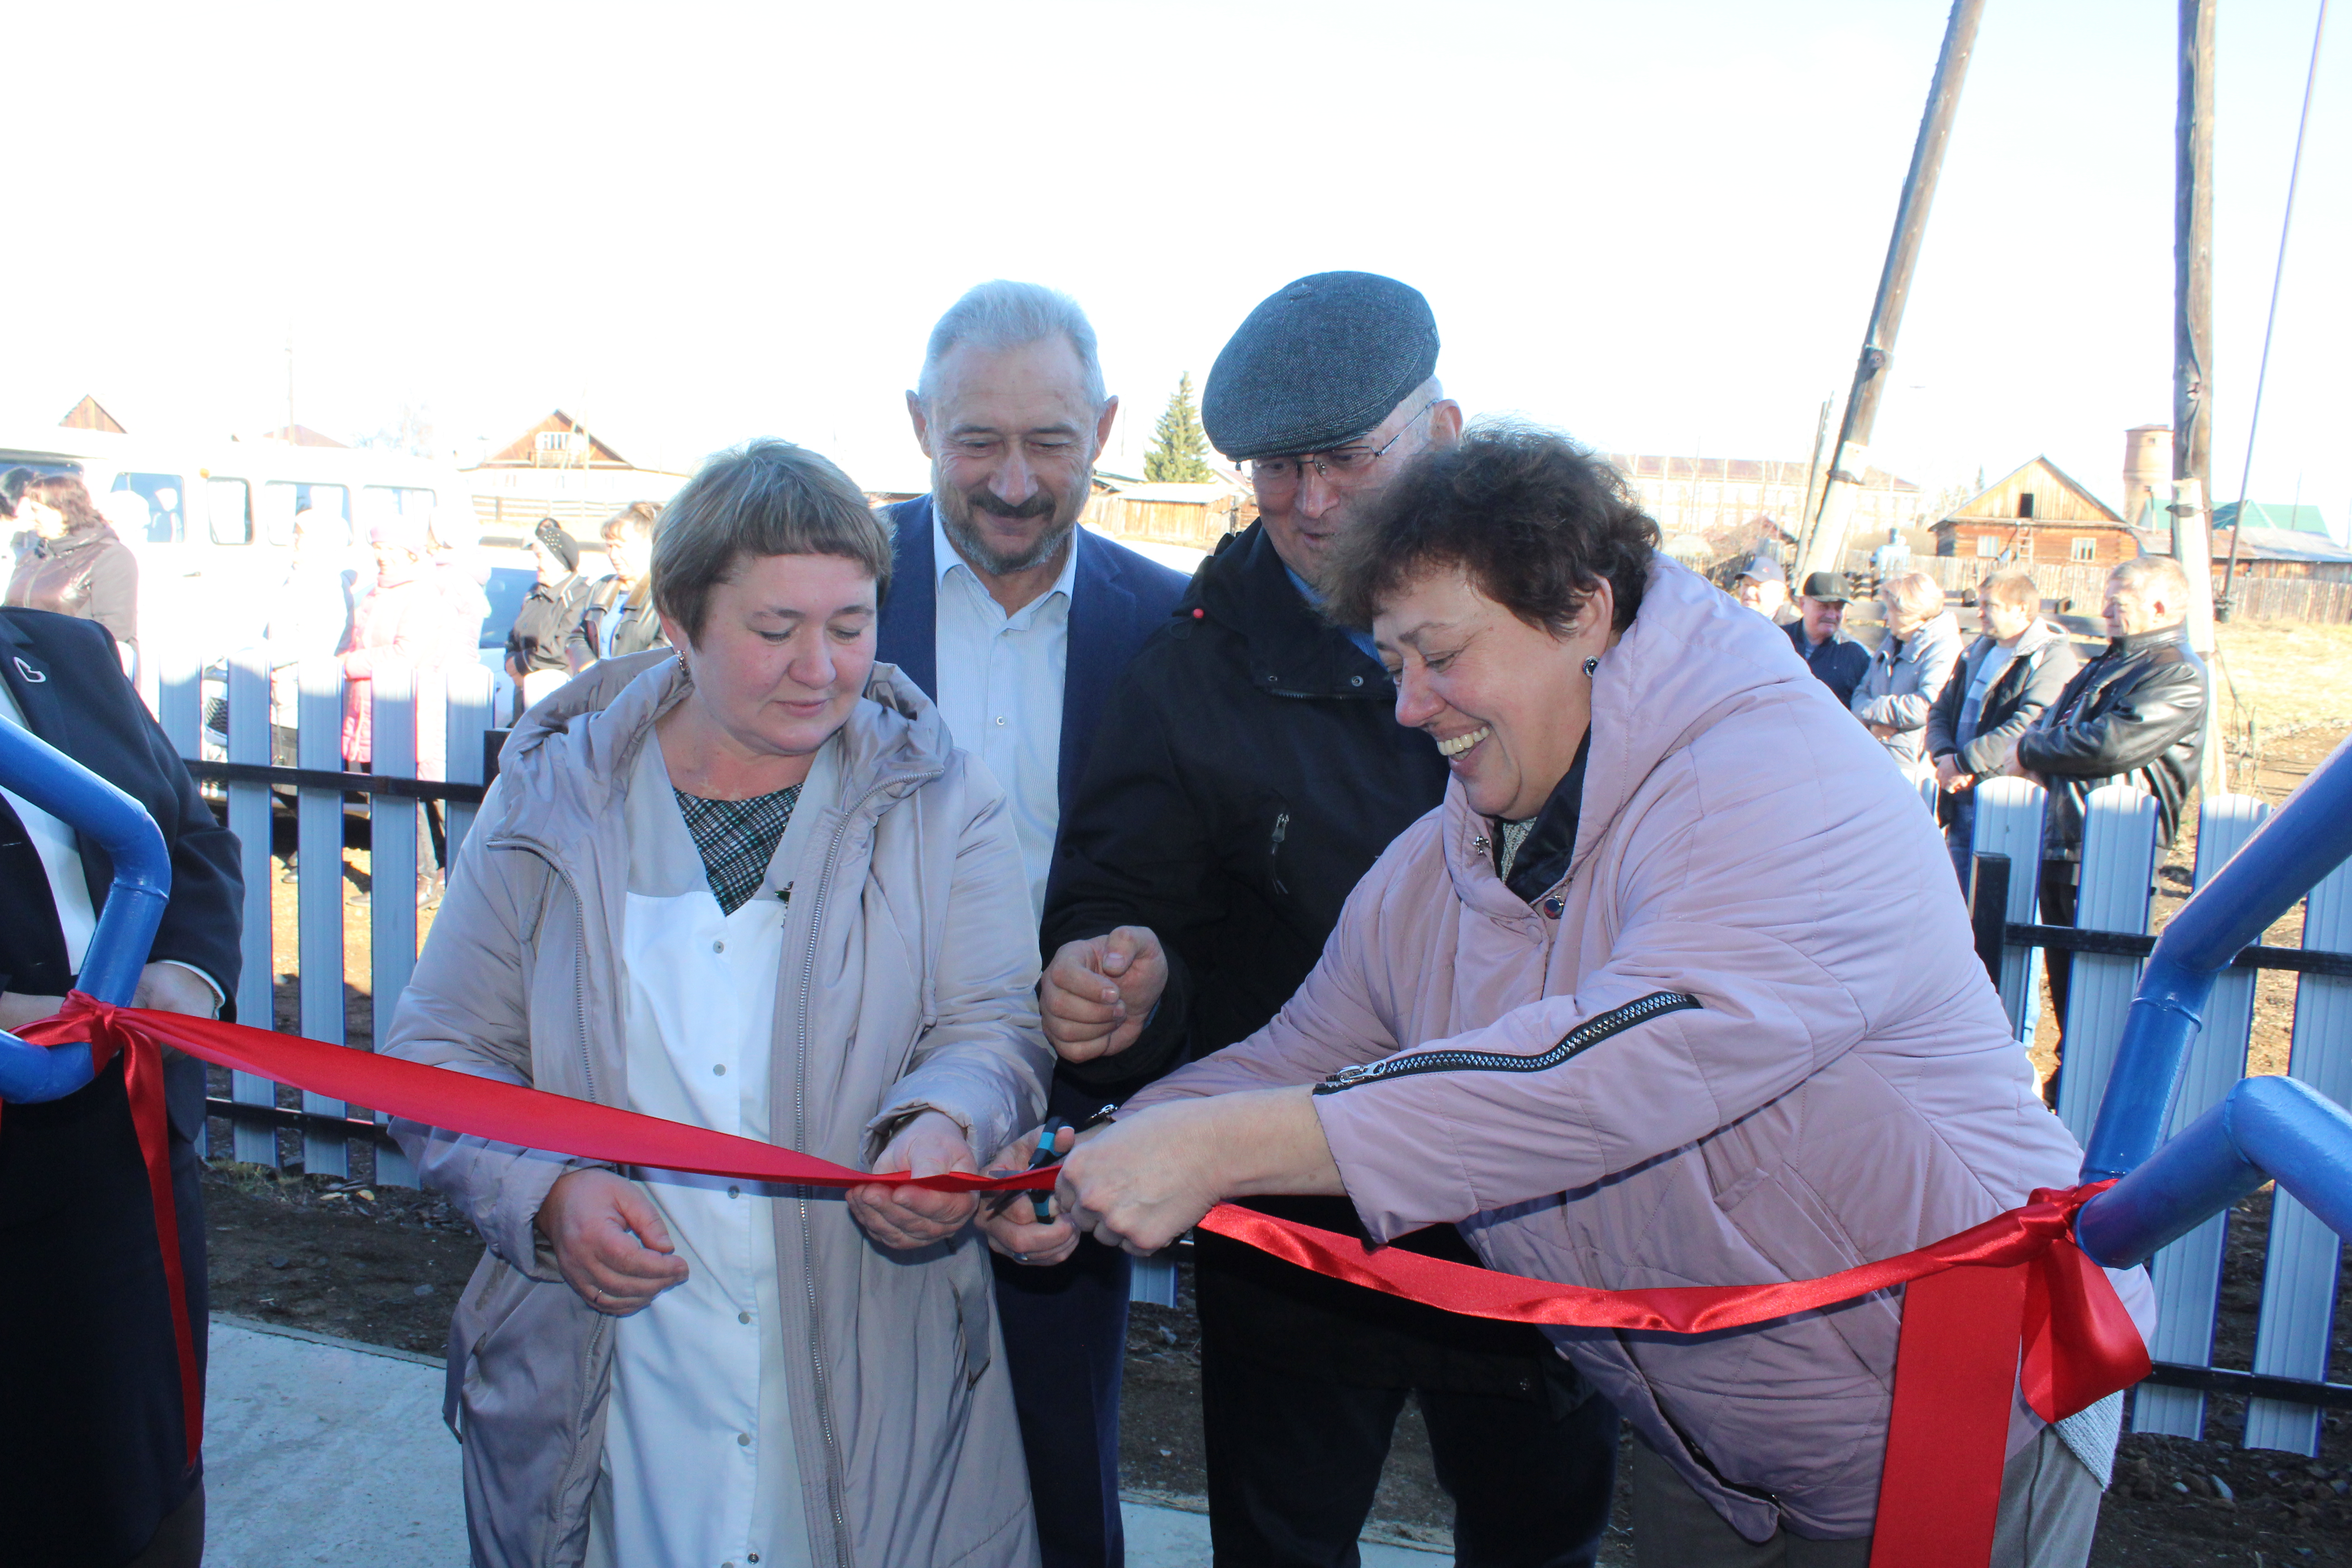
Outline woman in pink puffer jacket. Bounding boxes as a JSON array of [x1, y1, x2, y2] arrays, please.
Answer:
[[1050, 426, 2152, 1568]]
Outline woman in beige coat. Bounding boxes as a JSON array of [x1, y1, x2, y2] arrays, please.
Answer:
[[388, 440, 1050, 1568]]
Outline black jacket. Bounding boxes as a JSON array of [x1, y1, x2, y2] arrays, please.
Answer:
[[505, 572, 593, 674], [1044, 522, 1448, 1095], [1923, 620, 2082, 827], [1043, 523, 1561, 1387], [1784, 619, 1870, 709], [0, 610, 242, 1136], [565, 576, 665, 664], [2014, 624, 2208, 862]]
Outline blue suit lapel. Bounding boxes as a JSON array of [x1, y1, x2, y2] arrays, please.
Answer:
[[1059, 530, 1134, 815], [877, 495, 939, 698]]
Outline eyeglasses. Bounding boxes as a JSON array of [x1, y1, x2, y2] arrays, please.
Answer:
[[1248, 399, 1440, 492]]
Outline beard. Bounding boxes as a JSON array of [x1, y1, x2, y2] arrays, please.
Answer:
[[934, 472, 1086, 577]]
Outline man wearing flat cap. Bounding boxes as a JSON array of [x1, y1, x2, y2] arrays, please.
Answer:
[[995, 272, 1617, 1566]]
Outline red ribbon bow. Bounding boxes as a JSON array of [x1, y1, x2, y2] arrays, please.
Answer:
[[21, 993, 2149, 1566]]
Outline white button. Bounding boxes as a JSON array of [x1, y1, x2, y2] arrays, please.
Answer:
[[728, 1186, 741, 1199], [739, 1310, 751, 1324], [994, 715, 1007, 727], [713, 1063, 727, 1077], [737, 1432, 751, 1447], [713, 939, 725, 953]]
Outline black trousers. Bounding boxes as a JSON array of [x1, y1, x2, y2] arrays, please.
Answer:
[[1196, 1236, 1617, 1568], [2041, 860, 2079, 1104], [0, 1058, 208, 1567], [995, 1237, 1132, 1568]]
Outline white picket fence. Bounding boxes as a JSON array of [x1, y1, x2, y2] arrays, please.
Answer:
[[154, 651, 496, 1187], [1972, 777, 2351, 1456]]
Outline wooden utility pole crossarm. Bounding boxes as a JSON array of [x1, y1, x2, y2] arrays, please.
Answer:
[[1795, 0, 1987, 584]]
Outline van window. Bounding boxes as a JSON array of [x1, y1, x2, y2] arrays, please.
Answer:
[[262, 481, 351, 546], [361, 485, 437, 517], [207, 478, 252, 545], [111, 472, 186, 543]]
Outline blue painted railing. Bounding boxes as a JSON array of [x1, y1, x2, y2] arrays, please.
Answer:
[[2075, 734, 2352, 1267], [0, 722, 171, 1101]]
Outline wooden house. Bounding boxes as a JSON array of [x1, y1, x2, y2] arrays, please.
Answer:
[[463, 410, 689, 538], [1932, 456, 2135, 568]]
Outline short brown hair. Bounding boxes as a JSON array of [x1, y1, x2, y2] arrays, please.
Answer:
[[1324, 421, 1659, 634], [24, 473, 107, 534], [651, 441, 894, 642], [1980, 566, 2038, 611], [600, 500, 663, 544]]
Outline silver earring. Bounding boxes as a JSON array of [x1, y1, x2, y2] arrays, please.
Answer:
[[1582, 656, 1600, 678]]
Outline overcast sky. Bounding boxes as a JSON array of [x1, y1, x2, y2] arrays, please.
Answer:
[[9, 0, 2345, 532]]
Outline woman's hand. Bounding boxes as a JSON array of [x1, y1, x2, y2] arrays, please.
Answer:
[[1057, 1088, 1343, 1255], [979, 1124, 1080, 1268], [848, 1110, 980, 1250], [534, 1167, 689, 1315], [0, 992, 65, 1034]]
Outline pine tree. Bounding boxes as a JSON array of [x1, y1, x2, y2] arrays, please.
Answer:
[[1144, 372, 1215, 483]]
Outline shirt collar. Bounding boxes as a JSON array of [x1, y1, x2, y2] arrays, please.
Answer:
[[932, 503, 1081, 612]]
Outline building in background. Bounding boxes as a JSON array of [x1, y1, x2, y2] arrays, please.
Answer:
[[462, 410, 690, 539], [1607, 453, 1924, 557], [1932, 456, 2135, 568]]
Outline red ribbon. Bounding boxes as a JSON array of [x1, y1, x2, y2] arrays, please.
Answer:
[[22, 993, 2149, 1565]]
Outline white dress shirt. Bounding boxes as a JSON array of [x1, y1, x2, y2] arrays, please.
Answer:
[[0, 680, 96, 972], [929, 508, 1077, 922]]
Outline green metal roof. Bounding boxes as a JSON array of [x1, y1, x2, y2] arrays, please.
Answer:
[[2213, 500, 2332, 535]]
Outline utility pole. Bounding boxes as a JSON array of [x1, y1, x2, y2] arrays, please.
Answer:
[[1797, 396, 1833, 561], [2172, 0, 2227, 800], [285, 325, 297, 437], [1794, 0, 1986, 585]]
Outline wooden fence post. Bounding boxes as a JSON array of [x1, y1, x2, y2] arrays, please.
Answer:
[[2245, 847, 2352, 1454], [2053, 785, 2161, 1144], [2135, 794, 2270, 1437], [226, 648, 277, 1166]]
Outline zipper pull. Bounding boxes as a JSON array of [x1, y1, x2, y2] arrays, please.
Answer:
[[1324, 1063, 1373, 1088]]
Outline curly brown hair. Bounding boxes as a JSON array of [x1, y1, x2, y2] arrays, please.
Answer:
[[22, 473, 109, 535], [1323, 421, 1659, 635]]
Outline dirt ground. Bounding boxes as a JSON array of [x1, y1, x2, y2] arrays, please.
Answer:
[[198, 724, 2352, 1559]]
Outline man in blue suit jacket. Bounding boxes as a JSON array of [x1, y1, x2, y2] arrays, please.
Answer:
[[877, 281, 1186, 1568]]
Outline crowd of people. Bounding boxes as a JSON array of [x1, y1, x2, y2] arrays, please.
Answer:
[[0, 270, 2225, 1568], [1734, 536, 2210, 1107]]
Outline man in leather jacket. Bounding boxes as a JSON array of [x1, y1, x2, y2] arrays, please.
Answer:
[[2010, 554, 2207, 1102]]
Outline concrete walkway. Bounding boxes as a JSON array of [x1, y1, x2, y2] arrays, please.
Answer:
[[203, 1315, 1445, 1567]]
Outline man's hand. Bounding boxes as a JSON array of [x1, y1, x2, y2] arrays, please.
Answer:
[[134, 962, 220, 1019], [0, 992, 64, 1034], [979, 1124, 1079, 1268], [1040, 927, 1169, 1063], [534, 1167, 690, 1315], [1865, 720, 1898, 740], [848, 1110, 980, 1250], [2002, 744, 2044, 787], [1934, 755, 1972, 793]]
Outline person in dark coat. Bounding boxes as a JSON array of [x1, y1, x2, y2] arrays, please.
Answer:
[[1925, 566, 2080, 893], [0, 608, 243, 1568], [503, 517, 594, 716], [566, 501, 668, 669], [881, 280, 1188, 1568], [1014, 273, 1617, 1568], [1784, 570, 1870, 709], [2009, 554, 2207, 1102]]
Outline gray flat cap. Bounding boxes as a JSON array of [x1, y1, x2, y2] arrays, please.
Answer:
[[1736, 552, 1785, 584], [1201, 272, 1440, 460]]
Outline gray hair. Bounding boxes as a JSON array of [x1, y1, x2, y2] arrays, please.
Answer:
[[1883, 570, 1943, 621], [2112, 553, 2193, 603], [916, 280, 1106, 407]]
